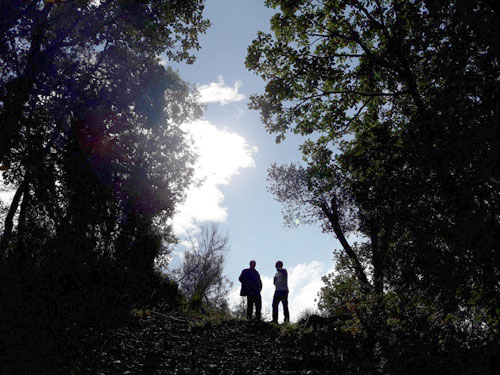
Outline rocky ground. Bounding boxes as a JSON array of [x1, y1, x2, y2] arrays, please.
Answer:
[[64, 309, 360, 375]]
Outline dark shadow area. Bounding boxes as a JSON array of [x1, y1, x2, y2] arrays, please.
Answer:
[[0, 259, 180, 374]]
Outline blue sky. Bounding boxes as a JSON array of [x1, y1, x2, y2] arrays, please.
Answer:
[[166, 0, 342, 320]]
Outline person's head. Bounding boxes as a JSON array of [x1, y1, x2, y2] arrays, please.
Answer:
[[275, 260, 283, 269], [249, 260, 256, 269]]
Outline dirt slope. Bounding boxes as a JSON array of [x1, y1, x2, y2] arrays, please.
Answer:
[[67, 311, 352, 375]]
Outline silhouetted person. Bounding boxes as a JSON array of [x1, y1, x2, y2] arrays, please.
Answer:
[[239, 260, 262, 320], [272, 260, 289, 323]]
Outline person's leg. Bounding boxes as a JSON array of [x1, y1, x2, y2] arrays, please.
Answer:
[[282, 292, 290, 322], [255, 295, 262, 321], [246, 296, 254, 319], [272, 293, 279, 322]]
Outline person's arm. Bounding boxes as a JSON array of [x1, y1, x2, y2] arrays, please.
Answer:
[[239, 269, 246, 283], [257, 272, 263, 291]]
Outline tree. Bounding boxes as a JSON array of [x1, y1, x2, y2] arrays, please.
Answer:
[[0, 1, 208, 275], [248, 0, 500, 314], [174, 223, 233, 310], [1, 0, 207, 348], [0, 58, 201, 277], [267, 162, 371, 292], [249, 1, 500, 370], [0, 2, 210, 372]]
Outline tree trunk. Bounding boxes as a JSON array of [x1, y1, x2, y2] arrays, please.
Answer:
[[0, 180, 26, 261], [320, 198, 372, 293], [15, 181, 30, 266]]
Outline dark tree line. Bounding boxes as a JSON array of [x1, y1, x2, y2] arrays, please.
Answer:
[[0, 1, 208, 372], [248, 0, 500, 373]]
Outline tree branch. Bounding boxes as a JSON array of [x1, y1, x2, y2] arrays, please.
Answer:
[[0, 179, 26, 261], [319, 198, 372, 292]]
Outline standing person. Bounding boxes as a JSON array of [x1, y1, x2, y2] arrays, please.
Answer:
[[272, 260, 289, 323], [239, 260, 263, 321]]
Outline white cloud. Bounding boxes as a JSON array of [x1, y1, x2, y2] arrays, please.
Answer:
[[197, 76, 245, 105], [172, 119, 258, 235], [287, 261, 333, 320], [229, 261, 336, 322]]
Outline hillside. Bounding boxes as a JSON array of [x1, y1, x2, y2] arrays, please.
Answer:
[[62, 310, 361, 375]]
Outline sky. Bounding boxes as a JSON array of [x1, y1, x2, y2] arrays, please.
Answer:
[[165, 0, 342, 321]]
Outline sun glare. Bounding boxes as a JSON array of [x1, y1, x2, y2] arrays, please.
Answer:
[[173, 119, 257, 234]]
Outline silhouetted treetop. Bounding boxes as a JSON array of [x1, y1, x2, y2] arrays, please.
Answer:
[[0, 0, 210, 165]]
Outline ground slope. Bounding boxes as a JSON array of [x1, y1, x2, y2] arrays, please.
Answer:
[[67, 310, 356, 375]]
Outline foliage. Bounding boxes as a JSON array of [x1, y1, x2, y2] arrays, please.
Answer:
[[0, 0, 209, 164], [249, 0, 500, 372], [267, 162, 371, 290], [267, 162, 357, 233], [296, 307, 321, 323], [0, 1, 209, 373], [249, 0, 500, 297], [174, 223, 233, 311], [0, 0, 208, 286]]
